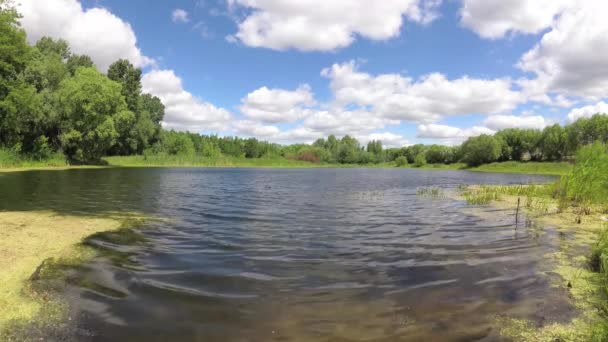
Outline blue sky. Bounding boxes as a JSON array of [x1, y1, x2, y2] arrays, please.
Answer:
[[17, 0, 608, 146]]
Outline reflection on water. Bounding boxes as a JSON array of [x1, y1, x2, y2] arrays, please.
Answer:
[[0, 168, 572, 341]]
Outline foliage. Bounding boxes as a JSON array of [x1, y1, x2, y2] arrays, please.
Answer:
[[413, 153, 426, 167], [559, 143, 608, 207], [395, 156, 408, 167], [461, 134, 502, 167]]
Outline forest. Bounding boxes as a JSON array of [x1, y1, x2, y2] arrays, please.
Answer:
[[1, 4, 608, 168]]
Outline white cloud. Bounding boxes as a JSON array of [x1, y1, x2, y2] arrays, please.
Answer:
[[567, 101, 608, 123], [17, 0, 153, 71], [517, 1, 608, 99], [357, 132, 410, 148], [483, 114, 550, 130], [142, 70, 232, 132], [172, 9, 190, 23], [240, 85, 315, 123], [232, 120, 281, 137], [302, 109, 398, 136], [226, 0, 442, 51], [460, 0, 570, 39], [322, 61, 522, 123], [417, 124, 494, 144]]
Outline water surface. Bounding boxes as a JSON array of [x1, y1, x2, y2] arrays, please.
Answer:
[[0, 168, 571, 341]]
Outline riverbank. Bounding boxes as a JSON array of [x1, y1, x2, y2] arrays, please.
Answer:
[[459, 184, 608, 341], [0, 211, 145, 339], [0, 156, 572, 176]]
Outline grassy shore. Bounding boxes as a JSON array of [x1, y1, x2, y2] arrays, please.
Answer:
[[0, 152, 573, 176], [460, 184, 608, 341], [0, 211, 148, 339]]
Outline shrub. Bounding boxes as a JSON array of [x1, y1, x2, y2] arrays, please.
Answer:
[[461, 134, 502, 167], [395, 156, 408, 167], [413, 153, 426, 167]]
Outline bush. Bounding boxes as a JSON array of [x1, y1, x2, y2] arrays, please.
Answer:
[[395, 156, 408, 167], [461, 134, 502, 167], [413, 153, 426, 167]]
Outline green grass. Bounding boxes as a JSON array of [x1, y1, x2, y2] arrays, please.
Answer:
[[0, 149, 68, 169], [104, 154, 344, 168], [0, 148, 575, 176], [469, 161, 573, 176]]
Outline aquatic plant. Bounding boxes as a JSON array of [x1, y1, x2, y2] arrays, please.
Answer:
[[416, 187, 444, 198]]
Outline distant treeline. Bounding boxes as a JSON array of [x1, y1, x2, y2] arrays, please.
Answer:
[[1, 4, 608, 167]]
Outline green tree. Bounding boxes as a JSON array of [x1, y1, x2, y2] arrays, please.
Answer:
[[0, 2, 31, 99], [425, 145, 451, 164], [107, 59, 142, 112], [55, 67, 126, 162], [540, 124, 567, 161], [66, 54, 94, 75], [461, 135, 502, 167], [35, 37, 70, 59], [395, 156, 408, 167], [413, 153, 426, 167]]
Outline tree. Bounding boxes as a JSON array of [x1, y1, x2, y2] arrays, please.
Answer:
[[35, 37, 70, 59], [425, 145, 450, 164], [0, 2, 31, 99], [461, 135, 502, 167], [495, 128, 541, 161], [413, 153, 426, 167], [405, 144, 426, 164], [395, 156, 408, 167], [244, 138, 261, 158], [66, 54, 94, 75], [540, 124, 567, 161], [55, 67, 127, 162], [107, 59, 142, 112]]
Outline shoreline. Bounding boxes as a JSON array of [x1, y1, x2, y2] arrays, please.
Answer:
[[0, 211, 147, 339], [0, 160, 571, 176], [459, 185, 607, 341]]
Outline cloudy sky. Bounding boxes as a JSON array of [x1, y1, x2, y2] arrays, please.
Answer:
[[15, 0, 608, 146]]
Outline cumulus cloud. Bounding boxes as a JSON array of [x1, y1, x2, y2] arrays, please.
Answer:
[[417, 124, 494, 144], [142, 70, 232, 132], [357, 132, 410, 148], [483, 114, 550, 130], [240, 85, 315, 123], [517, 1, 608, 99], [226, 0, 442, 51], [17, 0, 153, 71], [460, 0, 570, 39], [322, 61, 522, 123], [567, 101, 608, 123], [172, 9, 190, 23]]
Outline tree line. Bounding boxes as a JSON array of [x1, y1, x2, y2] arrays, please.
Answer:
[[2, 4, 608, 167]]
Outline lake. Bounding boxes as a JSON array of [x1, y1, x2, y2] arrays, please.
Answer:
[[0, 168, 571, 341]]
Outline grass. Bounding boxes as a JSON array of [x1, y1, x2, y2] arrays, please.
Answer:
[[104, 154, 347, 168], [416, 186, 445, 198], [0, 149, 68, 170], [469, 161, 573, 176], [0, 147, 574, 175]]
